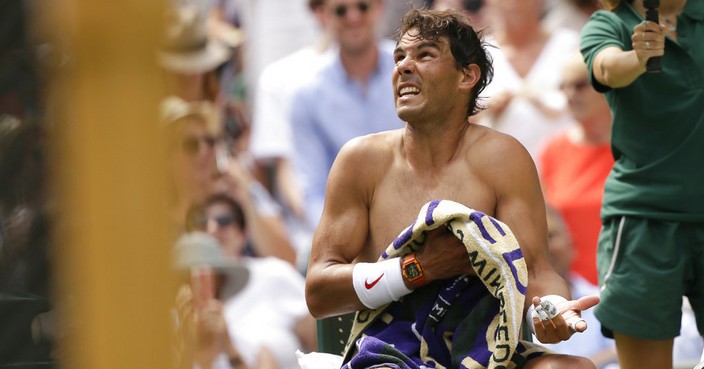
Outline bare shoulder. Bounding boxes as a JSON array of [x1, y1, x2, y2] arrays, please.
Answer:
[[334, 130, 400, 172], [470, 124, 535, 166], [466, 124, 539, 185], [328, 129, 402, 193]]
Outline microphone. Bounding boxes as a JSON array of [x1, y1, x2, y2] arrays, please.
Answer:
[[643, 0, 661, 73]]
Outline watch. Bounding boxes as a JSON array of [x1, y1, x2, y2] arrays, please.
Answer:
[[401, 252, 427, 288]]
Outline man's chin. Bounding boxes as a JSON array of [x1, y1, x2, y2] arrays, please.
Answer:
[[396, 106, 419, 122]]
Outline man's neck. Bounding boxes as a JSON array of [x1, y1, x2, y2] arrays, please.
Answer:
[[403, 117, 471, 169], [340, 42, 379, 84], [569, 116, 611, 144]]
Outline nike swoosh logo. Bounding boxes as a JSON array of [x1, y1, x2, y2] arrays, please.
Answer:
[[365, 274, 384, 289]]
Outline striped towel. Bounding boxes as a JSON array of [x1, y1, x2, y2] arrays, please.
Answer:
[[342, 200, 546, 369]]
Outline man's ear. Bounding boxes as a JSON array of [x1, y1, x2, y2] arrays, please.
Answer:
[[459, 64, 481, 93]]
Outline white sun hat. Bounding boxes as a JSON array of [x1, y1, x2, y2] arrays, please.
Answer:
[[158, 4, 232, 74]]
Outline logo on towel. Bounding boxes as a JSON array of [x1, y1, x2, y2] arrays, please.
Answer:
[[364, 274, 384, 289]]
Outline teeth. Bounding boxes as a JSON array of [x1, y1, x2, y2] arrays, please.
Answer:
[[399, 86, 420, 96]]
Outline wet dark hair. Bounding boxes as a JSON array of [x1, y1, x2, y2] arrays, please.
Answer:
[[395, 8, 494, 117]]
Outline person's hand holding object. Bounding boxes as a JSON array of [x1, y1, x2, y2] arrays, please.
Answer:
[[529, 294, 601, 344]]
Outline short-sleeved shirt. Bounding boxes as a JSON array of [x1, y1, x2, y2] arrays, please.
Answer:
[[580, 1, 704, 222], [290, 40, 404, 226]]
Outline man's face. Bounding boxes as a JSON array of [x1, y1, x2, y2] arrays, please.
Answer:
[[392, 30, 467, 122], [559, 58, 609, 122], [324, 0, 380, 54], [170, 117, 218, 202], [203, 202, 246, 259]]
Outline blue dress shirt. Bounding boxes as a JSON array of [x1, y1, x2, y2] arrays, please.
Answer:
[[290, 40, 404, 227]]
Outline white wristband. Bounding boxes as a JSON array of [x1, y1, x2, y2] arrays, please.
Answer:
[[526, 294, 568, 335], [352, 259, 412, 309]]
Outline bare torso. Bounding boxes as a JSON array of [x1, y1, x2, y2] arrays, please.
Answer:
[[358, 123, 501, 261]]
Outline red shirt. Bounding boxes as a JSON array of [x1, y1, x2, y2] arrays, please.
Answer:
[[540, 132, 614, 285]]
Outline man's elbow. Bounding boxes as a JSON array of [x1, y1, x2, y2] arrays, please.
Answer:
[[305, 280, 328, 319]]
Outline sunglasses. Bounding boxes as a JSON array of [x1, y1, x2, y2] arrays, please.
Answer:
[[181, 135, 216, 155], [333, 1, 370, 18], [193, 214, 236, 230], [559, 79, 590, 92]]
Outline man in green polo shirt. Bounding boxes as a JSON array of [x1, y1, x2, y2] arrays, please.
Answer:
[[580, 0, 704, 368]]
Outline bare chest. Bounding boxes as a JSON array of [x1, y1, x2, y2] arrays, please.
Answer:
[[366, 164, 495, 257]]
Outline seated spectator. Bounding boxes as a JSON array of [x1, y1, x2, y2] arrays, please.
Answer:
[[162, 96, 221, 233], [162, 96, 296, 265], [290, 0, 404, 229], [538, 51, 613, 285], [185, 193, 317, 369], [215, 102, 298, 266], [159, 3, 232, 104], [172, 231, 254, 369], [477, 0, 579, 169]]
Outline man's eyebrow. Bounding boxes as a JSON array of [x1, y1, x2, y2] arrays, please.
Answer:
[[394, 40, 441, 54]]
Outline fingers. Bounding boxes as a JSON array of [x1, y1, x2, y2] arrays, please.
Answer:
[[632, 21, 666, 59], [530, 294, 599, 342], [564, 294, 600, 312], [567, 317, 588, 333], [531, 296, 567, 336]]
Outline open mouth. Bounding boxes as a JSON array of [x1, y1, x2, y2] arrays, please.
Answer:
[[399, 86, 420, 97]]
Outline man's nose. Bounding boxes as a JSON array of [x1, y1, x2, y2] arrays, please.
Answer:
[[396, 58, 415, 74]]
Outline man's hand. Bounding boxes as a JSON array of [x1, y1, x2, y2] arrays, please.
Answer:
[[415, 227, 476, 282], [531, 294, 600, 344]]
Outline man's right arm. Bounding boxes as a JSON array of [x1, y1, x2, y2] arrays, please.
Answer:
[[304, 137, 379, 318]]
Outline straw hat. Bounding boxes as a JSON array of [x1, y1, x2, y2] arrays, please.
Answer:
[[158, 4, 231, 74], [160, 95, 220, 135]]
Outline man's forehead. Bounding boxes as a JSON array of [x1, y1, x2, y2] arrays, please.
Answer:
[[396, 32, 446, 50]]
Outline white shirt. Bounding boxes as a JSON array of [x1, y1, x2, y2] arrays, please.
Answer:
[[480, 28, 579, 170], [223, 257, 309, 369], [250, 46, 330, 161]]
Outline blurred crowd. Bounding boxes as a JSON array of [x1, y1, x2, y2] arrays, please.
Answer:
[[1, 0, 702, 368]]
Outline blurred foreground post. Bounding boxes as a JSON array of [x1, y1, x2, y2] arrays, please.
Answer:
[[47, 0, 175, 368]]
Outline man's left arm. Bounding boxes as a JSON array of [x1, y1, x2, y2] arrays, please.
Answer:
[[486, 135, 598, 343]]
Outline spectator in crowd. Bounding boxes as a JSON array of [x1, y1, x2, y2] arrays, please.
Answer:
[[162, 96, 221, 233], [159, 3, 232, 105], [160, 5, 297, 264], [234, 0, 323, 110], [477, 0, 579, 169], [248, 0, 331, 270], [538, 51, 613, 285], [172, 231, 255, 369], [214, 109, 298, 265], [290, 0, 404, 228], [161, 94, 297, 264], [580, 0, 703, 368], [186, 193, 317, 369]]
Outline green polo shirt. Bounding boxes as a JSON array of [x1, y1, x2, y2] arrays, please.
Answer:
[[580, 1, 704, 222]]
